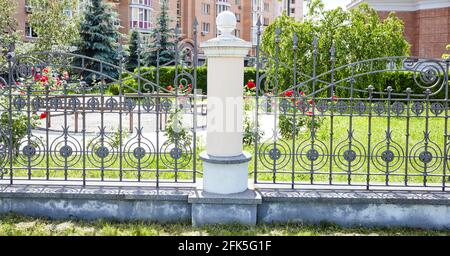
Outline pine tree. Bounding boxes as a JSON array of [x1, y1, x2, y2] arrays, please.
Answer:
[[126, 29, 140, 71], [78, 0, 121, 80], [144, 0, 177, 66]]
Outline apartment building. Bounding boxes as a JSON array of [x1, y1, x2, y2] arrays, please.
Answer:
[[14, 0, 304, 56], [348, 0, 450, 58]]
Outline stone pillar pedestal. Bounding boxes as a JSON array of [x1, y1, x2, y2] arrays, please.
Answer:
[[199, 11, 252, 195], [190, 11, 259, 226]]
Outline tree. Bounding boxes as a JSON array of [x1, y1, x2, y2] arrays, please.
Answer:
[[28, 0, 79, 52], [126, 30, 141, 71], [78, 0, 121, 80], [261, 0, 410, 95], [143, 0, 176, 66], [443, 44, 450, 59], [0, 0, 18, 63]]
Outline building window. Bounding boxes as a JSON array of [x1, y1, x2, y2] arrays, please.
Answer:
[[202, 22, 210, 34], [234, 29, 240, 38], [236, 13, 241, 22], [291, 8, 295, 14], [130, 0, 152, 30], [263, 17, 269, 26], [202, 3, 210, 15], [235, 0, 241, 5], [25, 23, 37, 38], [216, 0, 230, 14], [264, 3, 269, 12]]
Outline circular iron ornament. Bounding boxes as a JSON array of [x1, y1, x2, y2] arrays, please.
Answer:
[[87, 97, 100, 111], [411, 102, 424, 116], [170, 147, 183, 160], [124, 98, 136, 112], [381, 150, 395, 163], [87, 136, 117, 168], [316, 100, 328, 114], [13, 97, 27, 111], [50, 134, 82, 168], [123, 133, 156, 169], [430, 102, 444, 116], [159, 140, 192, 169], [259, 140, 292, 170], [391, 102, 405, 116], [161, 99, 172, 112], [23, 145, 36, 157], [334, 137, 366, 173], [373, 102, 386, 115], [279, 99, 291, 113], [49, 98, 62, 111], [296, 100, 310, 113], [419, 151, 433, 164], [269, 147, 282, 161], [68, 98, 81, 111], [354, 101, 366, 115], [335, 101, 348, 114], [296, 139, 328, 172], [96, 146, 109, 158], [105, 97, 118, 111], [133, 147, 146, 159], [409, 140, 442, 173], [413, 62, 445, 90], [142, 97, 155, 112], [343, 150, 357, 162], [371, 138, 404, 174], [17, 136, 46, 167], [15, 63, 34, 79], [59, 145, 73, 158], [31, 97, 43, 110]]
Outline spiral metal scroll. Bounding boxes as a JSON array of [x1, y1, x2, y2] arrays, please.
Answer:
[[16, 135, 46, 167], [86, 127, 118, 168], [403, 59, 447, 95], [259, 139, 292, 170], [49, 128, 83, 168], [333, 131, 367, 173], [371, 131, 405, 174], [409, 132, 443, 174]]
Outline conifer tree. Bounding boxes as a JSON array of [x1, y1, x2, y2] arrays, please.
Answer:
[[144, 0, 177, 66], [126, 29, 141, 71], [78, 0, 121, 80]]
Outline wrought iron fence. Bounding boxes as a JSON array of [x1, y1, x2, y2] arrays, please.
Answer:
[[0, 24, 202, 187], [252, 23, 450, 191]]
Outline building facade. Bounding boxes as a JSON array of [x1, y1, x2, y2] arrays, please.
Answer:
[[14, 0, 303, 54], [348, 0, 450, 58]]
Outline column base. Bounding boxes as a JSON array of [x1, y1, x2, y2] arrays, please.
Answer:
[[188, 189, 261, 227], [200, 151, 252, 194]]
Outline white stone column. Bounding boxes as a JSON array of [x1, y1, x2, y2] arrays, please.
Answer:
[[200, 11, 252, 194]]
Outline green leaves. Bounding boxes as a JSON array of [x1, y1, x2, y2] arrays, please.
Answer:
[[261, 1, 410, 95]]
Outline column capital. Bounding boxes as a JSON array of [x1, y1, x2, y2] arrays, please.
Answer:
[[200, 11, 252, 58]]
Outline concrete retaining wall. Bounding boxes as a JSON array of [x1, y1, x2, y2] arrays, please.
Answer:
[[2, 185, 450, 229]]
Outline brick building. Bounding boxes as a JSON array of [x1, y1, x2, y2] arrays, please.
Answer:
[[14, 0, 304, 57], [348, 0, 450, 58]]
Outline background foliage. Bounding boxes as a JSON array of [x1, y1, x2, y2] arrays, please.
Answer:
[[28, 0, 80, 52], [261, 0, 410, 96]]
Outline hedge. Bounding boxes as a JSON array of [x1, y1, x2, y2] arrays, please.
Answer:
[[108, 66, 263, 95], [108, 66, 447, 99]]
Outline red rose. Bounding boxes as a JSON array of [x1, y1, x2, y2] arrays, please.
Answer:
[[284, 90, 294, 97], [179, 84, 184, 89], [40, 113, 47, 119], [166, 85, 173, 91], [34, 74, 41, 81], [308, 99, 314, 105], [300, 91, 305, 96], [306, 111, 314, 117], [332, 95, 338, 102], [43, 68, 49, 74], [188, 84, 192, 88], [40, 76, 49, 83], [246, 80, 256, 89]]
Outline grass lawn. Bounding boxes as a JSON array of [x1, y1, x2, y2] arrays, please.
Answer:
[[0, 213, 449, 236]]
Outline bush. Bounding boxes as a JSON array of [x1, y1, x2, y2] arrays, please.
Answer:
[[108, 66, 263, 95]]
